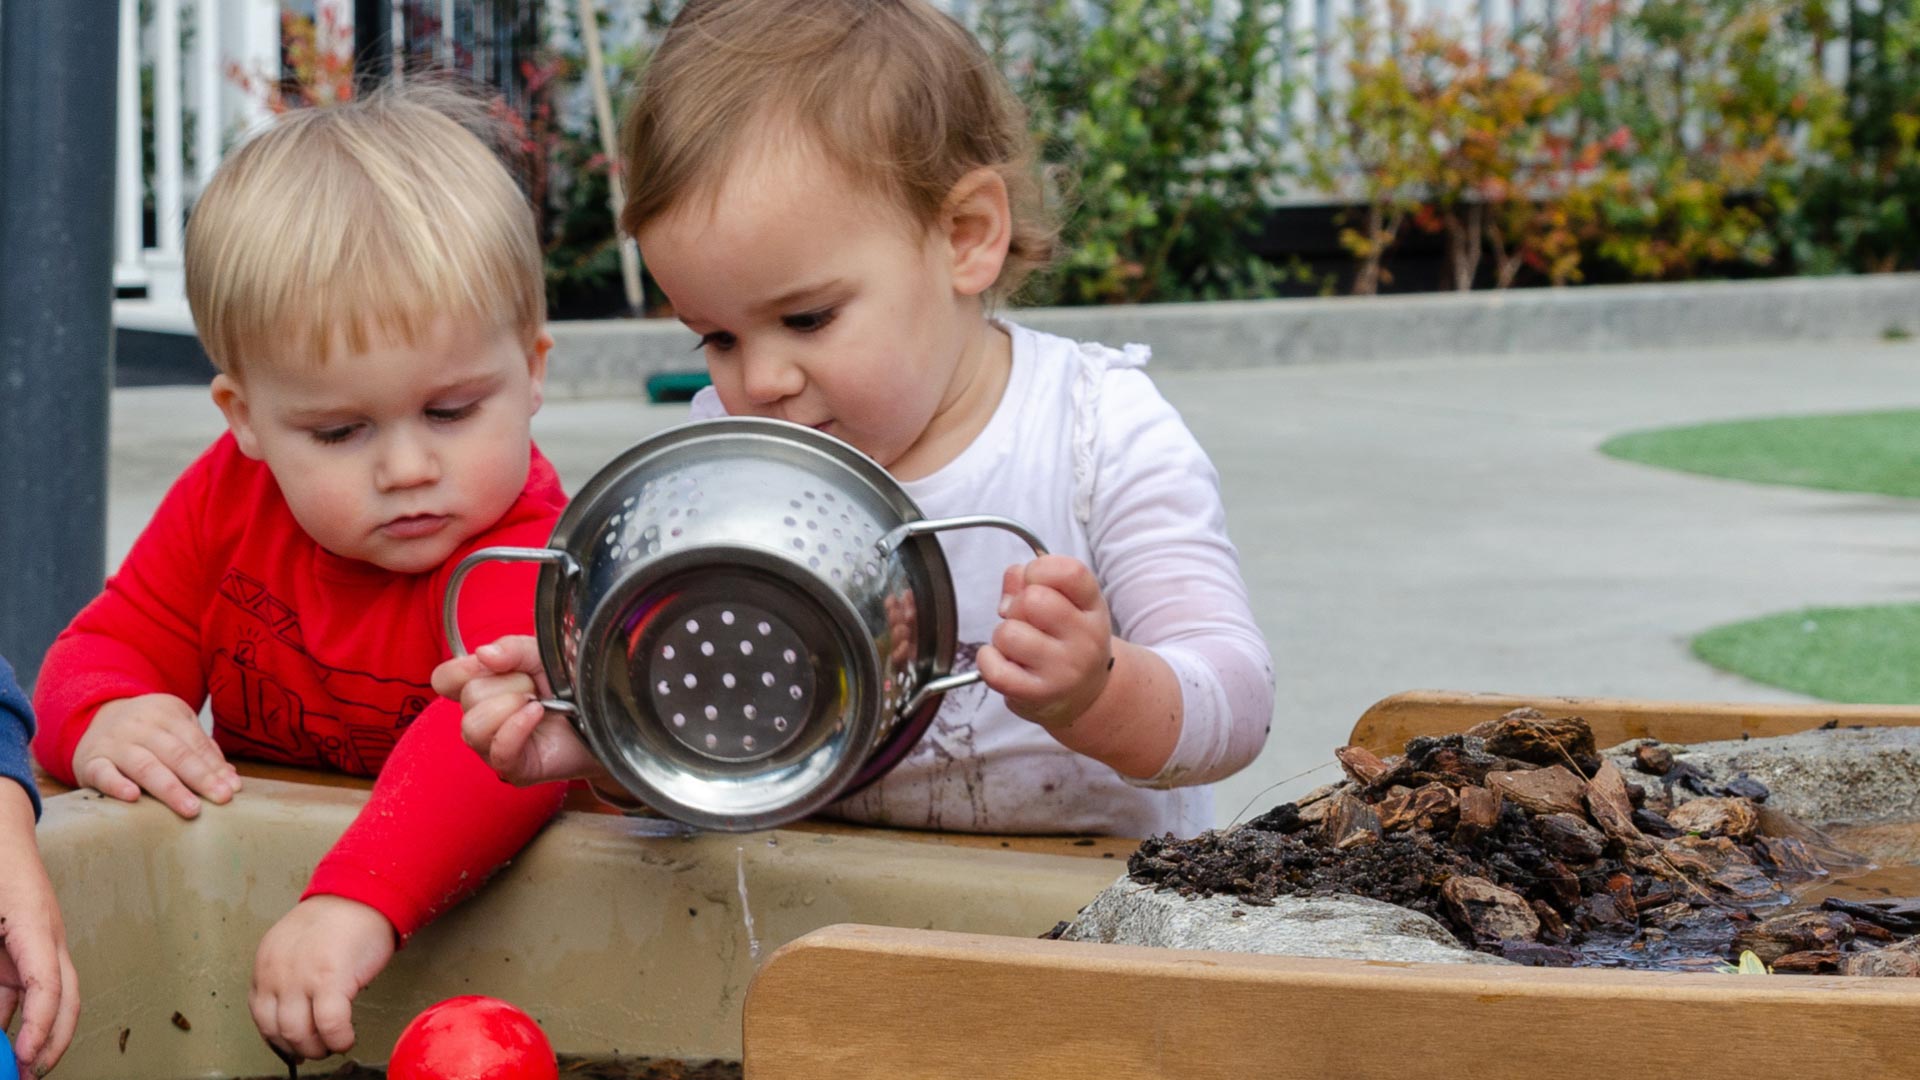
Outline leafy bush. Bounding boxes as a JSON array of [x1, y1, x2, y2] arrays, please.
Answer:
[[976, 0, 1300, 305]]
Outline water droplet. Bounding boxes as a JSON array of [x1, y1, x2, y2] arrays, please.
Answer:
[[758, 621, 771, 636], [721, 610, 735, 625], [657, 680, 670, 695], [789, 684, 803, 700], [744, 704, 758, 720], [704, 705, 718, 721], [685, 619, 700, 634], [722, 673, 736, 689], [761, 672, 776, 687], [740, 640, 754, 656], [774, 717, 789, 731], [700, 641, 715, 657], [742, 735, 757, 751], [705, 733, 719, 749], [783, 649, 797, 664], [662, 645, 676, 660], [683, 673, 698, 689], [672, 713, 686, 727]]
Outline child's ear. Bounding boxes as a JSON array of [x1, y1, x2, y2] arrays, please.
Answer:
[[209, 374, 265, 459], [525, 330, 553, 414], [942, 167, 1012, 299]]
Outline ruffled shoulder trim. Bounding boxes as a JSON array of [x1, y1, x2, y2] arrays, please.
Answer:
[[1068, 339, 1152, 523]]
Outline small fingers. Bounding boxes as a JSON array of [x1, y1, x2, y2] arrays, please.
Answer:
[[1021, 555, 1104, 611], [976, 644, 1046, 703], [7, 932, 57, 1070], [121, 746, 203, 818], [457, 671, 539, 714], [152, 726, 239, 806], [312, 990, 357, 1057], [76, 757, 142, 803], [0, 984, 16, 1041], [274, 992, 328, 1063], [489, 701, 549, 782], [475, 636, 545, 677], [36, 947, 80, 1076]]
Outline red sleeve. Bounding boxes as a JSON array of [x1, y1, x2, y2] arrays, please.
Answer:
[[302, 450, 569, 940], [301, 699, 566, 939], [32, 440, 223, 784]]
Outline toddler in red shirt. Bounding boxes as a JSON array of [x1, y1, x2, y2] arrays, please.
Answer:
[[31, 87, 568, 1063]]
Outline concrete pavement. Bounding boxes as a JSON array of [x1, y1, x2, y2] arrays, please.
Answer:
[[104, 339, 1920, 828]]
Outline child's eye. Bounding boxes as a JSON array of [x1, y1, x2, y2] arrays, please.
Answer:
[[426, 402, 480, 424], [311, 424, 360, 445], [695, 331, 737, 352], [782, 309, 837, 333]]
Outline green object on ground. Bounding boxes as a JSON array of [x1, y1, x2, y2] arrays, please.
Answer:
[[646, 370, 712, 404], [1693, 604, 1920, 704], [1600, 410, 1920, 498]]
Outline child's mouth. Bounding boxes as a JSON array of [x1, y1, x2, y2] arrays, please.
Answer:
[[382, 513, 450, 539]]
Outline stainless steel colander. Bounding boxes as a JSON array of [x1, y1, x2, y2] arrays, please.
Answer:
[[443, 418, 1043, 832]]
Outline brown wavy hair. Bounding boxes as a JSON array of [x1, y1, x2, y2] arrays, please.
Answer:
[[619, 0, 1059, 301]]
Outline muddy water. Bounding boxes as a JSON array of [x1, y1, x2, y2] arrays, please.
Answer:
[[1793, 822, 1920, 906]]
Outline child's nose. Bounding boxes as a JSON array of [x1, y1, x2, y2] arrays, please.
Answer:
[[376, 428, 441, 490], [738, 346, 806, 406]]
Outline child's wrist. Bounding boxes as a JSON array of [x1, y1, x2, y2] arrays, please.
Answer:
[[0, 778, 36, 833], [1044, 641, 1180, 780]]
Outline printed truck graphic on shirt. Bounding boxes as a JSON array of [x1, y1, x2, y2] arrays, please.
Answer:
[[207, 569, 430, 774]]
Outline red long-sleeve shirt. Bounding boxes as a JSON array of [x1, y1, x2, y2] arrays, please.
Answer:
[[33, 432, 569, 939]]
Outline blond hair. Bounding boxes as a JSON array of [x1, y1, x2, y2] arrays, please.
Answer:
[[186, 84, 545, 376], [620, 0, 1059, 300]]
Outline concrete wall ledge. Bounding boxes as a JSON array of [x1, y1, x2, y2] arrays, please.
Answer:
[[546, 273, 1920, 399]]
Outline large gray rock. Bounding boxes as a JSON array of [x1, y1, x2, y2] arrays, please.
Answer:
[[1060, 875, 1510, 966], [1604, 727, 1920, 828]]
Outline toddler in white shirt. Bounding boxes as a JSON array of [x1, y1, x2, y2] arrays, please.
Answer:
[[436, 0, 1275, 839]]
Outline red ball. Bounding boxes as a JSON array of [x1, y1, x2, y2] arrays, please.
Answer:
[[387, 996, 558, 1080]]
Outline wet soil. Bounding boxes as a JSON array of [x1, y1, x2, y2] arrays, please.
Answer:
[[1127, 711, 1920, 974], [239, 1056, 741, 1079]]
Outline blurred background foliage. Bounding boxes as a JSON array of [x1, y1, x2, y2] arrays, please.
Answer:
[[266, 0, 1920, 312]]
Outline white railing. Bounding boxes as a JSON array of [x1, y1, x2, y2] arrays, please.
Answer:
[[115, 0, 283, 310]]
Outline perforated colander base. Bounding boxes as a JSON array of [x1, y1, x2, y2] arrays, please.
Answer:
[[645, 599, 816, 762]]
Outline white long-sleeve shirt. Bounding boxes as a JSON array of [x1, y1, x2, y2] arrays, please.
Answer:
[[690, 321, 1274, 837]]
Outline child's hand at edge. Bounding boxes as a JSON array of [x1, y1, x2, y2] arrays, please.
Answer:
[[71, 693, 242, 818], [432, 637, 606, 787], [977, 555, 1185, 780], [977, 555, 1114, 730], [0, 781, 80, 1078], [250, 895, 395, 1062]]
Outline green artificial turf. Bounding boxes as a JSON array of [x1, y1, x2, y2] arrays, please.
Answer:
[[1600, 409, 1920, 497], [1692, 604, 1920, 704]]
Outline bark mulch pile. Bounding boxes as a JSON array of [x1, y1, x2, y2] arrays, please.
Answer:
[[1128, 710, 1920, 975]]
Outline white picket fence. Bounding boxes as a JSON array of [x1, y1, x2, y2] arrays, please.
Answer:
[[114, 0, 285, 323], [118, 0, 1849, 325]]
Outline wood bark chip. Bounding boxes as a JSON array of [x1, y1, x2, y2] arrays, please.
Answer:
[[1841, 936, 1920, 978], [1666, 796, 1761, 842], [1488, 765, 1588, 818], [1441, 874, 1541, 944], [1584, 760, 1653, 852], [1466, 708, 1597, 764], [1335, 745, 1391, 787]]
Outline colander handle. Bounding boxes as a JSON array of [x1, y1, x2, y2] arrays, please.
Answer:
[[442, 546, 580, 718], [880, 515, 1049, 718]]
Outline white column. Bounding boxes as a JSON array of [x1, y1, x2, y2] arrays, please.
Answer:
[[150, 0, 186, 303], [223, 0, 281, 139], [193, 0, 221, 195], [115, 0, 145, 286]]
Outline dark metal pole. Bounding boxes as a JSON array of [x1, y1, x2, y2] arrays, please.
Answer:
[[0, 0, 119, 689], [355, 0, 396, 89]]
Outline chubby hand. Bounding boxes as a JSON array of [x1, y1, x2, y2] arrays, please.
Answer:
[[250, 896, 395, 1061], [72, 693, 241, 818], [0, 782, 80, 1078], [432, 636, 604, 786], [976, 555, 1113, 730]]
